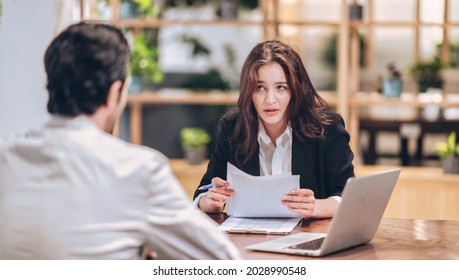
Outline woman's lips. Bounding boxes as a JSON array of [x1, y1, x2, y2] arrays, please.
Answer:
[[264, 108, 279, 116]]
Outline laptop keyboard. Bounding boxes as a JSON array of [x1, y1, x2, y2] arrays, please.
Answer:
[[286, 237, 325, 250]]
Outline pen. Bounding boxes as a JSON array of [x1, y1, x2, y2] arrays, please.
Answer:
[[198, 183, 213, 191]]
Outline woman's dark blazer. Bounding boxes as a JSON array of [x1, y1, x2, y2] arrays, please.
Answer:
[[193, 112, 355, 200]]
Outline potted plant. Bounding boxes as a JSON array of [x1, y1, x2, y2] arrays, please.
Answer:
[[437, 41, 459, 91], [382, 62, 403, 98], [132, 0, 160, 18], [409, 58, 443, 93], [180, 34, 237, 90], [129, 34, 164, 93], [121, 0, 160, 19], [436, 132, 459, 174], [180, 127, 211, 165]]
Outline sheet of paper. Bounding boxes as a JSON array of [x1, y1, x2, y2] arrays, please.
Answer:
[[218, 217, 302, 235], [226, 162, 300, 218]]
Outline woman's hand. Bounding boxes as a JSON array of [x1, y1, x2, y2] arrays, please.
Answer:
[[198, 177, 234, 213], [282, 189, 340, 219], [282, 189, 316, 218]]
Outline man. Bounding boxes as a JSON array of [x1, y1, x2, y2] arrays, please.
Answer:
[[0, 23, 240, 260]]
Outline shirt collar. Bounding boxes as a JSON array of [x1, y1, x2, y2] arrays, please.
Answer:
[[257, 118, 292, 145], [45, 115, 99, 130]]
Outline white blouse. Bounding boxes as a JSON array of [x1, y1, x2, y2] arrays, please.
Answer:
[[257, 119, 293, 176], [257, 119, 341, 203]]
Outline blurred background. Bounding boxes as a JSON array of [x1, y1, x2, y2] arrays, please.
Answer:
[[1, 0, 458, 166]]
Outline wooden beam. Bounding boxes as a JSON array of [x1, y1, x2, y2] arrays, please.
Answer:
[[129, 102, 142, 145], [260, 0, 269, 40], [441, 0, 450, 65], [79, 0, 84, 20], [337, 0, 350, 122], [365, 0, 374, 68], [112, 0, 120, 26], [414, 0, 420, 62]]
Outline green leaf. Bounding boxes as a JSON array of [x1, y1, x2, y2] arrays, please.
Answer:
[[129, 34, 163, 85], [447, 131, 456, 152], [437, 132, 459, 158], [132, 0, 160, 18], [180, 127, 211, 148]]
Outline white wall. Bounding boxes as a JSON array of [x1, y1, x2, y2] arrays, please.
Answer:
[[0, 0, 56, 137]]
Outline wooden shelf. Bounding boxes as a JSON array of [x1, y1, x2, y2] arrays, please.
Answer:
[[128, 91, 239, 106], [350, 21, 459, 28], [274, 20, 340, 27], [127, 90, 338, 106], [351, 93, 459, 108], [119, 18, 264, 28], [80, 18, 113, 24]]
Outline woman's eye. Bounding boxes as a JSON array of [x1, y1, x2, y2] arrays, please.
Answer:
[[256, 85, 264, 91], [278, 85, 287, 91]]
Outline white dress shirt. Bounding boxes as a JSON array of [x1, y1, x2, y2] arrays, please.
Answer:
[[257, 119, 292, 176], [257, 119, 342, 203], [0, 116, 240, 260]]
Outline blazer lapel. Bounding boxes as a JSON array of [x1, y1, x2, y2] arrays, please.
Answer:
[[292, 136, 312, 177], [243, 152, 260, 176]]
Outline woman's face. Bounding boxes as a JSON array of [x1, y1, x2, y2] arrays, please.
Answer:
[[251, 63, 291, 133]]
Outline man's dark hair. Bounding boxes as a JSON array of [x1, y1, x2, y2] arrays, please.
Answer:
[[44, 22, 130, 116]]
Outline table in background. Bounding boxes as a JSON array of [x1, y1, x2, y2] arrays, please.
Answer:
[[209, 213, 459, 260], [348, 92, 459, 164], [360, 118, 459, 165]]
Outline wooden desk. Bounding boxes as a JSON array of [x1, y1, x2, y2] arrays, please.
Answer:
[[170, 160, 459, 220], [209, 213, 459, 260]]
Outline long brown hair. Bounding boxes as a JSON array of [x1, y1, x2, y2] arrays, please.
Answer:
[[230, 40, 333, 166]]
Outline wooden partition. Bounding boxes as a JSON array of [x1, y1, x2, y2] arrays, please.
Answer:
[[356, 165, 459, 221]]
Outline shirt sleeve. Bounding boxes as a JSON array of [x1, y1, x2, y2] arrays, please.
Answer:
[[142, 153, 241, 260], [329, 196, 342, 203], [193, 192, 206, 206]]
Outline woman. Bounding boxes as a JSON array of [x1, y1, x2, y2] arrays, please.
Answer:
[[193, 40, 354, 219]]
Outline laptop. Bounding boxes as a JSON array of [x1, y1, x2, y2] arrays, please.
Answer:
[[246, 169, 401, 257]]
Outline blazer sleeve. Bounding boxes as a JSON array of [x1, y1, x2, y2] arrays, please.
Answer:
[[192, 118, 231, 200], [323, 117, 355, 197]]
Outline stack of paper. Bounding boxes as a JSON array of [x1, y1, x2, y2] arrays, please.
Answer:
[[219, 217, 302, 235], [219, 163, 303, 234], [226, 162, 300, 218]]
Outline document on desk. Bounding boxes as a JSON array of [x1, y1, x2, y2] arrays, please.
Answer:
[[226, 162, 300, 218], [218, 217, 302, 235]]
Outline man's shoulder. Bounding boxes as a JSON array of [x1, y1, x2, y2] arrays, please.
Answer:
[[99, 134, 168, 166], [0, 131, 33, 150]]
